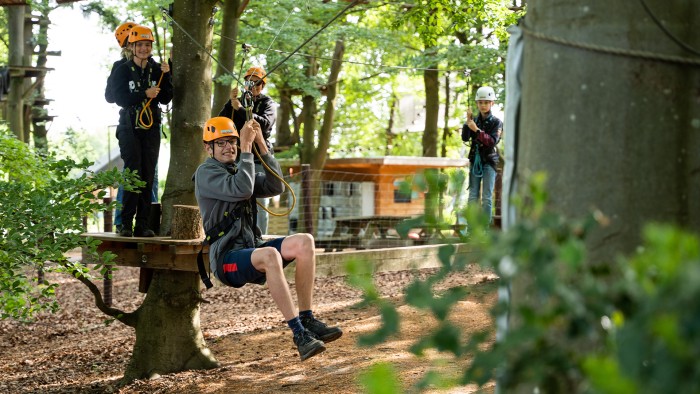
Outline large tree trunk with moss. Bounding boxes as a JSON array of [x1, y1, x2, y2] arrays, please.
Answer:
[[122, 270, 218, 383], [211, 0, 242, 117], [161, 0, 218, 235], [518, 0, 700, 263], [422, 61, 439, 157]]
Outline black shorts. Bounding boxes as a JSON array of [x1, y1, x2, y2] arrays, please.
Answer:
[[220, 237, 294, 288]]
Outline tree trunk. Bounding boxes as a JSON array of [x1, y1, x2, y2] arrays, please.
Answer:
[[385, 91, 397, 155], [422, 61, 439, 157], [300, 94, 317, 233], [276, 89, 295, 147], [7, 6, 25, 142], [519, 0, 700, 262], [298, 50, 320, 234], [161, 0, 218, 235], [441, 72, 450, 158], [32, 12, 50, 151], [310, 39, 344, 171], [21, 4, 33, 144], [211, 0, 241, 117], [122, 270, 218, 383]]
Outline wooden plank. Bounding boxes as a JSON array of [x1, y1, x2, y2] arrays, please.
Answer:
[[82, 232, 204, 246], [103, 248, 201, 272]]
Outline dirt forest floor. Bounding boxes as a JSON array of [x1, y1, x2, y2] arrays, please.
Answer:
[[0, 256, 499, 394]]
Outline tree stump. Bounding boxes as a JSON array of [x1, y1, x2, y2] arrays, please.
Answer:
[[171, 205, 204, 240]]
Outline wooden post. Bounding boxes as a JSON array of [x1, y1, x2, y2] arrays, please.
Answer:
[[171, 205, 204, 240], [103, 197, 113, 307]]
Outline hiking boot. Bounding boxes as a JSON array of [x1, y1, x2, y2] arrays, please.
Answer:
[[134, 226, 155, 237], [302, 317, 343, 343], [293, 329, 326, 361], [118, 226, 133, 237]]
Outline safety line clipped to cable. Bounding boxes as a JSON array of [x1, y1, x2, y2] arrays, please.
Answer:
[[242, 95, 297, 217]]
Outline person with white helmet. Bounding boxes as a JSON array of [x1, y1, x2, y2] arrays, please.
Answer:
[[461, 86, 503, 225], [111, 25, 172, 237], [194, 116, 342, 362], [219, 66, 278, 235]]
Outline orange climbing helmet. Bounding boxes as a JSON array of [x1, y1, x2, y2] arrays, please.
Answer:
[[203, 117, 239, 142], [114, 21, 136, 48], [245, 66, 267, 85], [128, 25, 155, 43]]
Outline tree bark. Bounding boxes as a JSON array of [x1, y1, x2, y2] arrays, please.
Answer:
[[519, 0, 700, 262], [161, 0, 218, 236], [422, 61, 439, 157], [7, 5, 25, 142], [171, 205, 204, 240], [276, 88, 295, 147], [310, 39, 344, 171], [211, 0, 241, 117], [122, 270, 218, 383], [31, 11, 50, 151]]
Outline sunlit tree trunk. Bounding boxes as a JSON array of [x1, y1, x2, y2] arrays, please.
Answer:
[[422, 60, 439, 157]]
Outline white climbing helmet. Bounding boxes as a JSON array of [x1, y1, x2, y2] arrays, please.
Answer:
[[475, 86, 496, 101]]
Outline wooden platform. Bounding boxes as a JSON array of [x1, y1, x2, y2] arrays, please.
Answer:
[[81, 232, 479, 279], [82, 232, 205, 272]]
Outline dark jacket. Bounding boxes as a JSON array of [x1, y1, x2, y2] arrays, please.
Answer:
[[193, 152, 285, 281], [112, 57, 173, 129], [219, 94, 276, 142], [104, 58, 127, 104], [461, 111, 503, 168]]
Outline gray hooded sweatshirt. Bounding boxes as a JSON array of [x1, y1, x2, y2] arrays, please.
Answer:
[[193, 151, 285, 283]]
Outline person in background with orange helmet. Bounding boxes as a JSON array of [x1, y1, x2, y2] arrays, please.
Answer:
[[194, 116, 342, 362], [218, 66, 277, 235], [111, 24, 172, 237]]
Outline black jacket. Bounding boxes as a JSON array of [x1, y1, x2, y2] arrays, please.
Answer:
[[104, 58, 127, 104], [112, 57, 173, 129], [218, 93, 276, 141], [461, 112, 503, 168]]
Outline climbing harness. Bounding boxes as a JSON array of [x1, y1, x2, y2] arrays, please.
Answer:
[[471, 148, 484, 178]]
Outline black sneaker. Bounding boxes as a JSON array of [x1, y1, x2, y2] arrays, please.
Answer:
[[118, 226, 133, 237], [302, 317, 343, 343], [134, 226, 155, 237], [293, 329, 326, 361], [115, 224, 123, 234]]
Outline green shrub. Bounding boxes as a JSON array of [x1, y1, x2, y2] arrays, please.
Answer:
[[0, 128, 140, 321], [348, 172, 700, 393]]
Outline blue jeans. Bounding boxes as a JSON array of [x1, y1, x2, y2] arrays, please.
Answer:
[[468, 163, 497, 223]]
